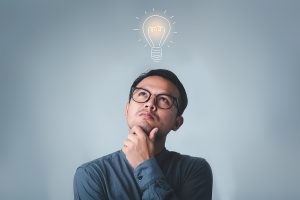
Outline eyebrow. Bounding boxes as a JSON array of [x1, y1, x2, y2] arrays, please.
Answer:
[[135, 87, 178, 98]]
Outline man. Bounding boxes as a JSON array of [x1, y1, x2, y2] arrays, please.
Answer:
[[73, 69, 213, 199]]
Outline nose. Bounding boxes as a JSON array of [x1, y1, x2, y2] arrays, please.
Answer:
[[144, 95, 157, 111]]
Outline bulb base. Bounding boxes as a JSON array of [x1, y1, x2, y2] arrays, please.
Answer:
[[151, 47, 162, 62]]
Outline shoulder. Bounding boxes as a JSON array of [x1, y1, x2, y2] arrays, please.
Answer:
[[164, 151, 213, 198], [80, 151, 121, 167], [181, 153, 211, 170], [167, 150, 212, 177], [73, 152, 123, 199], [167, 150, 210, 165], [75, 150, 122, 178]]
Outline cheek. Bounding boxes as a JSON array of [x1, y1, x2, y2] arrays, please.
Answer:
[[126, 103, 141, 120], [159, 113, 177, 129]]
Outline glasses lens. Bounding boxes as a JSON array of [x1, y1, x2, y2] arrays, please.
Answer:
[[132, 88, 150, 103], [156, 94, 174, 109]]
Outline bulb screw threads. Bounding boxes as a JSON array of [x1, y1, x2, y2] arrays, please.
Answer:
[[151, 47, 162, 62]]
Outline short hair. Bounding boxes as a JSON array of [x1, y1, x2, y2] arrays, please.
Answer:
[[129, 69, 188, 116]]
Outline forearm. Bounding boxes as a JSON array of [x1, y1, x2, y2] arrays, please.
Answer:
[[134, 157, 213, 200], [134, 158, 179, 200]]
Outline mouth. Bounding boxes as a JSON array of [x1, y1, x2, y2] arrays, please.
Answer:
[[139, 112, 155, 120]]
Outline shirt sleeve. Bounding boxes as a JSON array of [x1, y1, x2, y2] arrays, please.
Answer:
[[73, 167, 107, 200], [133, 157, 213, 200], [134, 158, 179, 200]]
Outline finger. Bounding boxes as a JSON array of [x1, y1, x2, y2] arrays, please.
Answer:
[[127, 132, 138, 144], [130, 126, 147, 138], [149, 128, 159, 142], [123, 138, 133, 148], [122, 141, 128, 152], [122, 144, 127, 152]]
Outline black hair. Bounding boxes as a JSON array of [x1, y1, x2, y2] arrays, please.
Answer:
[[129, 69, 188, 116]]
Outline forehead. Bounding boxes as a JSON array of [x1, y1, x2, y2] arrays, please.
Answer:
[[136, 76, 180, 97]]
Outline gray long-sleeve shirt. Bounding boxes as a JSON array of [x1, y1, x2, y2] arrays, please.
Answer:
[[73, 148, 212, 200]]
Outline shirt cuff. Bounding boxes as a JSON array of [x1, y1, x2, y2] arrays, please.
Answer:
[[133, 158, 164, 191]]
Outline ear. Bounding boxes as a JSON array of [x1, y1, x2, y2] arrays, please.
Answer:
[[125, 102, 129, 118], [172, 116, 184, 131]]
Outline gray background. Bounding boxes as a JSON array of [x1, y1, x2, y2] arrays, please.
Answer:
[[1, 0, 300, 200]]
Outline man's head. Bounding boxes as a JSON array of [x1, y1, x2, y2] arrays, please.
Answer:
[[128, 69, 188, 116], [125, 69, 188, 138]]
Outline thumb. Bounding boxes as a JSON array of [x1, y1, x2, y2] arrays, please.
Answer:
[[149, 128, 159, 142]]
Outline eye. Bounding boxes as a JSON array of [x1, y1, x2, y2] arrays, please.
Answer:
[[133, 89, 149, 101], [158, 95, 172, 107], [161, 97, 169, 103], [138, 91, 148, 96]]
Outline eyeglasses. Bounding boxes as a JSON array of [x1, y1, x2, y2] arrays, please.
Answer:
[[131, 87, 179, 110]]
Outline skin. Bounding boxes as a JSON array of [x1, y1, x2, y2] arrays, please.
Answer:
[[122, 76, 184, 168]]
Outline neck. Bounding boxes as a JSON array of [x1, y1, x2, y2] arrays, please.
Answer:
[[153, 136, 166, 156]]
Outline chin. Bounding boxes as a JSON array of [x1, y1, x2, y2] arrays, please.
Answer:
[[140, 121, 154, 134], [128, 118, 156, 135], [129, 119, 152, 135]]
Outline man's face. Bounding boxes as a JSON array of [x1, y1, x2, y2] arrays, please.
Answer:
[[125, 76, 183, 138]]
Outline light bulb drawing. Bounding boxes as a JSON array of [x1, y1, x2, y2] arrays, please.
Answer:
[[133, 9, 177, 62], [142, 15, 171, 62]]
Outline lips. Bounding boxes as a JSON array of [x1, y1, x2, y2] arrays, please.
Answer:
[[138, 112, 156, 120]]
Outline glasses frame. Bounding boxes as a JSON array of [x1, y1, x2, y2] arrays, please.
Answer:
[[131, 87, 179, 111]]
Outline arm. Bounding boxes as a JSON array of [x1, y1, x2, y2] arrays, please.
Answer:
[[122, 126, 212, 199], [73, 167, 107, 200], [134, 157, 213, 200], [122, 126, 179, 199], [134, 158, 179, 200]]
